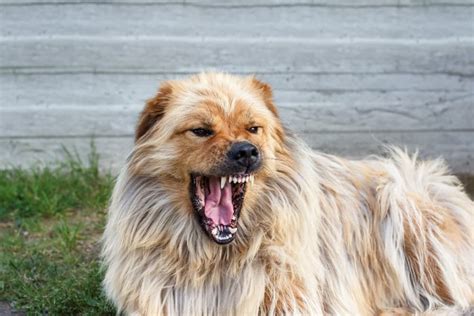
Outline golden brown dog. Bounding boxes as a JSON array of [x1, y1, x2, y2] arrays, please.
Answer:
[[102, 72, 473, 315]]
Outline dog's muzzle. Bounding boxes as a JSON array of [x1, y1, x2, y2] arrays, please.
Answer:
[[189, 142, 261, 244]]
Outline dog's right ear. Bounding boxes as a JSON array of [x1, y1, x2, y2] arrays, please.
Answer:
[[250, 77, 279, 118], [135, 82, 173, 143]]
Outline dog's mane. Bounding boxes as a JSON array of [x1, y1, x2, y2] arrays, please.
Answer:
[[103, 133, 473, 315]]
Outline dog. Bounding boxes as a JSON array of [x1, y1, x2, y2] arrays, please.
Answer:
[[102, 72, 473, 315]]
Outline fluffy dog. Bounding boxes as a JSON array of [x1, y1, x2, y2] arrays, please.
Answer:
[[102, 72, 473, 315]]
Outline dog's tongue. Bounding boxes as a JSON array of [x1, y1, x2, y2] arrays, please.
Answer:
[[204, 177, 233, 225]]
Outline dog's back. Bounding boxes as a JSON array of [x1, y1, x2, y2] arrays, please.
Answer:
[[311, 147, 473, 314]]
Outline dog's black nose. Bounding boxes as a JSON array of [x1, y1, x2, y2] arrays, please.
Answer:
[[228, 142, 260, 169]]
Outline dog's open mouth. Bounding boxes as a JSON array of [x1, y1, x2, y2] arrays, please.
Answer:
[[190, 174, 253, 244]]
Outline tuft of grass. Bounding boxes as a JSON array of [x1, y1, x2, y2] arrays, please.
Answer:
[[0, 144, 116, 315], [54, 219, 82, 252]]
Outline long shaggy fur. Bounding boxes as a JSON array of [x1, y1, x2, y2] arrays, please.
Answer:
[[102, 73, 473, 315]]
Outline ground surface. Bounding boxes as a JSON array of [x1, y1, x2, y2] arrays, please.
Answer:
[[0, 151, 472, 315]]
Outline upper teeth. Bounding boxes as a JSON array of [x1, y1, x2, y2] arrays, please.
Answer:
[[220, 175, 254, 188]]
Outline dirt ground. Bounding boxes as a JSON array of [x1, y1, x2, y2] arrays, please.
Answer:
[[0, 302, 24, 316]]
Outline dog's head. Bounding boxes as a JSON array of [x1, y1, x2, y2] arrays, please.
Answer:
[[132, 73, 285, 244]]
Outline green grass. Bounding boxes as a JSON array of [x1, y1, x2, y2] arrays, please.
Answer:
[[0, 146, 116, 315]]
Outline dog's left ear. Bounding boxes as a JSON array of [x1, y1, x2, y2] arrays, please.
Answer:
[[135, 82, 173, 143], [251, 77, 279, 118]]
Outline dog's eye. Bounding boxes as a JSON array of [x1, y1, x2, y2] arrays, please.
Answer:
[[247, 126, 261, 134], [191, 128, 214, 137]]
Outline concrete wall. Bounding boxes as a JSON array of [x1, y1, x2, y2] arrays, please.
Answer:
[[1, 0, 473, 172]]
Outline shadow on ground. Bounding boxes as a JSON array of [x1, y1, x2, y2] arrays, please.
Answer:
[[457, 174, 474, 199]]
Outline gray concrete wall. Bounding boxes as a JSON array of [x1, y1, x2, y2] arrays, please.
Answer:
[[0, 0, 473, 172]]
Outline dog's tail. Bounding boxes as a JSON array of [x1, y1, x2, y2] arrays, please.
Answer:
[[375, 147, 474, 311]]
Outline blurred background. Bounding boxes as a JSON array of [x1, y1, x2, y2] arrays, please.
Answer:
[[1, 0, 473, 173]]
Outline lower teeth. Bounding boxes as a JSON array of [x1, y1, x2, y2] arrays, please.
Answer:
[[210, 225, 237, 237]]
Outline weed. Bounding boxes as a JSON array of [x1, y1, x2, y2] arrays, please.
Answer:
[[54, 219, 82, 252]]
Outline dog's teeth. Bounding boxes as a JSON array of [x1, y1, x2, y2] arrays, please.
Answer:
[[229, 227, 237, 234], [233, 176, 238, 183], [232, 215, 236, 221], [250, 175, 254, 185], [211, 227, 218, 236], [245, 176, 249, 183], [238, 176, 242, 183], [220, 177, 226, 189]]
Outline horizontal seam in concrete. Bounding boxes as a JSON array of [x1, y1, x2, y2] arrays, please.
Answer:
[[3, 97, 474, 111], [1, 69, 473, 78], [1, 35, 474, 45], [0, 1, 473, 9]]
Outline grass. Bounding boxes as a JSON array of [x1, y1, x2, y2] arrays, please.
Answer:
[[0, 146, 472, 315], [0, 146, 116, 315]]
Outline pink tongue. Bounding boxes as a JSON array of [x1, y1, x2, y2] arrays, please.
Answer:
[[204, 177, 234, 225]]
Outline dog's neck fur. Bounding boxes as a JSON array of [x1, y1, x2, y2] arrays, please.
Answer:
[[102, 136, 329, 315]]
